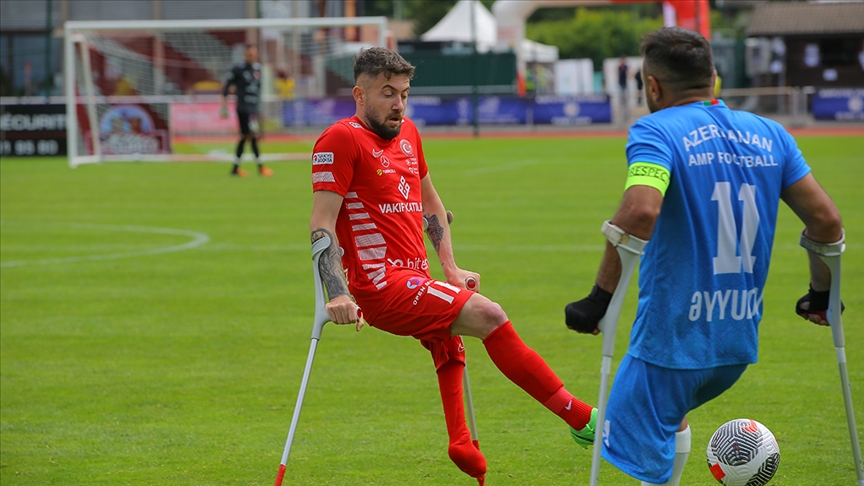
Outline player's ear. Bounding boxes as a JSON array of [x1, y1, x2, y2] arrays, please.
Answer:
[[353, 85, 364, 104], [647, 75, 662, 103]]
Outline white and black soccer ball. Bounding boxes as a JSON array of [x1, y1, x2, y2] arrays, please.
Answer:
[[706, 419, 780, 486]]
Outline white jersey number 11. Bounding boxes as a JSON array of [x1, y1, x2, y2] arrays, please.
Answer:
[[712, 182, 759, 275]]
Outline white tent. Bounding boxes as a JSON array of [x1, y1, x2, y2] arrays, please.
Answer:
[[522, 38, 558, 64], [421, 0, 497, 52], [421, 0, 558, 63]]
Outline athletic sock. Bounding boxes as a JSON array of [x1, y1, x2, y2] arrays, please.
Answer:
[[436, 360, 486, 480], [251, 137, 260, 159], [642, 425, 691, 486], [235, 138, 246, 159], [482, 321, 593, 430]]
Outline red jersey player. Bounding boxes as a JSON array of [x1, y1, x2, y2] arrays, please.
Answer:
[[309, 47, 597, 484]]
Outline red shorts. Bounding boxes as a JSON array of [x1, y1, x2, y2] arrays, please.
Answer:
[[352, 267, 474, 343]]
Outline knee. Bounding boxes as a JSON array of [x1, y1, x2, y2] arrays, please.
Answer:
[[482, 300, 507, 324], [452, 296, 508, 339]]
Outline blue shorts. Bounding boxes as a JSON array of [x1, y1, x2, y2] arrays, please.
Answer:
[[602, 354, 747, 483]]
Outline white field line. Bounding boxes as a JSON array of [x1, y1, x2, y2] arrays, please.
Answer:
[[150, 242, 862, 253], [2, 223, 856, 265], [464, 159, 539, 176], [0, 222, 209, 268]]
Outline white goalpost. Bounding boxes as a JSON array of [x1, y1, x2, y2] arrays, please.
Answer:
[[64, 17, 388, 167]]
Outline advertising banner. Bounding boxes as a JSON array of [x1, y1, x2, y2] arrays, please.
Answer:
[[281, 95, 612, 127], [532, 95, 612, 125], [0, 103, 67, 156], [85, 104, 171, 155], [812, 89, 864, 121], [170, 102, 238, 134], [477, 97, 529, 125], [282, 98, 355, 126], [406, 97, 468, 126]]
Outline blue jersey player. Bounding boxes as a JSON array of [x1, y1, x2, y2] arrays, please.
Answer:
[[564, 27, 844, 486]]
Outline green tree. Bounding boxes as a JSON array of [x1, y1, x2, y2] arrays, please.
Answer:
[[526, 7, 663, 70]]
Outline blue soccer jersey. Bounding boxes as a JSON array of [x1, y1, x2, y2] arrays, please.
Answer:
[[625, 100, 811, 369]]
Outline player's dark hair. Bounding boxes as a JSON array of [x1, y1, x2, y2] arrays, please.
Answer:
[[353, 47, 415, 84], [640, 27, 714, 91]]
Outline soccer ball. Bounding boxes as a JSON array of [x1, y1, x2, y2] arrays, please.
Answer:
[[706, 419, 780, 486]]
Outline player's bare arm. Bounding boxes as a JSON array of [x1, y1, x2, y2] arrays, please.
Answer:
[[781, 173, 844, 325], [310, 189, 363, 328], [598, 185, 662, 292], [424, 213, 445, 254], [781, 173, 843, 290], [420, 174, 479, 289]]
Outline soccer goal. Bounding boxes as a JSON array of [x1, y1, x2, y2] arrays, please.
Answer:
[[64, 16, 388, 167]]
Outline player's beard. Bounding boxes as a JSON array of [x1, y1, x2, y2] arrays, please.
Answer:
[[364, 106, 402, 140]]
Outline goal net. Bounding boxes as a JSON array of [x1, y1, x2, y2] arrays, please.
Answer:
[[64, 17, 388, 167]]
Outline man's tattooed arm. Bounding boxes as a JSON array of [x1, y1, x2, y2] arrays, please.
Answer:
[[424, 213, 444, 255], [311, 228, 349, 300]]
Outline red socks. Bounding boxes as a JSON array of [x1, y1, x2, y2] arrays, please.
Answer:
[[482, 321, 593, 430], [425, 323, 592, 484], [427, 337, 486, 484], [437, 360, 486, 481]]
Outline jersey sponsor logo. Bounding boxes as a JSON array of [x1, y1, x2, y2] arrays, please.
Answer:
[[349, 122, 363, 129], [377, 168, 396, 176], [398, 176, 410, 200], [406, 277, 424, 289], [312, 152, 334, 165], [411, 280, 428, 305], [399, 139, 414, 157], [389, 256, 429, 271], [379, 155, 391, 168], [377, 201, 423, 214], [372, 148, 384, 158]]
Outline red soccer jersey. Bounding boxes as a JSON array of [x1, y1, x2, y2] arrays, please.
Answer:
[[311, 115, 430, 297]]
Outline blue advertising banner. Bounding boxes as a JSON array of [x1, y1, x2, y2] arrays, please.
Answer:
[[282, 95, 612, 126], [282, 98, 355, 126], [477, 96, 528, 125], [408, 97, 529, 126], [532, 95, 612, 124], [812, 89, 864, 121], [406, 96, 467, 126]]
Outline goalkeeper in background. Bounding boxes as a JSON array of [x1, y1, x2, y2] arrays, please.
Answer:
[[221, 44, 273, 177]]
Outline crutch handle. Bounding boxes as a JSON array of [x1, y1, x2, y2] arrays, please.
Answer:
[[799, 230, 845, 347]]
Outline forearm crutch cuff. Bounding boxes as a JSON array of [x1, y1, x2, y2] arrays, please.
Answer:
[[601, 220, 648, 255], [799, 229, 845, 257]]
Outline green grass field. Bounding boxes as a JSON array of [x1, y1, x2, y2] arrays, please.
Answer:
[[1, 134, 862, 485]]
